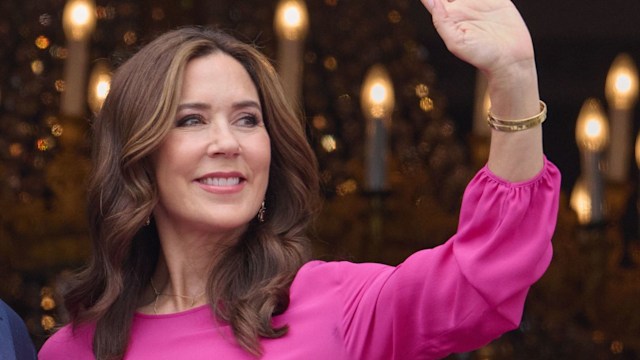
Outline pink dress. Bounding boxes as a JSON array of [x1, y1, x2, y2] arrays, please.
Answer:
[[39, 159, 561, 359]]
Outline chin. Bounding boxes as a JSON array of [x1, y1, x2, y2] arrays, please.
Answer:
[[202, 217, 252, 234]]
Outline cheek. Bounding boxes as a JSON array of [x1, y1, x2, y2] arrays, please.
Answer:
[[152, 139, 197, 185], [251, 133, 271, 172], [250, 136, 271, 190], [254, 154, 271, 186]]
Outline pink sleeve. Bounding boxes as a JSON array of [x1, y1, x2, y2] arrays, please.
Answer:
[[341, 158, 561, 359]]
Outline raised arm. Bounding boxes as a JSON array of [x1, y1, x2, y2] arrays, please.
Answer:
[[421, 0, 543, 181]]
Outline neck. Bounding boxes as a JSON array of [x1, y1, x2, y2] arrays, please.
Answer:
[[146, 255, 209, 314], [141, 216, 246, 314], [150, 277, 206, 314]]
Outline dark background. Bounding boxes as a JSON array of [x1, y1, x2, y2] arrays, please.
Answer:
[[1, 0, 640, 357]]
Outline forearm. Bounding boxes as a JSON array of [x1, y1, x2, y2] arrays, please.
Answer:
[[486, 60, 544, 182]]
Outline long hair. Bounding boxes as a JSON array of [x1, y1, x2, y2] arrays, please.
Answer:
[[63, 27, 320, 359]]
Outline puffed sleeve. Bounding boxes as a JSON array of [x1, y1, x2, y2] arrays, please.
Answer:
[[338, 158, 561, 359]]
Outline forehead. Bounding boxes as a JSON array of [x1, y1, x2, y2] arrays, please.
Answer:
[[180, 52, 259, 103]]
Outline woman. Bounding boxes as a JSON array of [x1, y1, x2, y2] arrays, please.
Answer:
[[40, 0, 561, 359]]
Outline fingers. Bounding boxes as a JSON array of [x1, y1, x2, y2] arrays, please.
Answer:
[[421, 0, 447, 17], [420, 0, 435, 12], [426, 0, 451, 29]]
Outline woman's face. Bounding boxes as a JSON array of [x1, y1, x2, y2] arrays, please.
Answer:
[[152, 52, 270, 238]]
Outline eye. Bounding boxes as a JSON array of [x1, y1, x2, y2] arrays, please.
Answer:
[[176, 114, 204, 127], [235, 113, 261, 128]]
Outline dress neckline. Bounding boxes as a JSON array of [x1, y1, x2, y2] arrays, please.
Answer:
[[134, 303, 210, 319]]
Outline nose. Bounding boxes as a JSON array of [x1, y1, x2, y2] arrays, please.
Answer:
[[206, 121, 240, 157]]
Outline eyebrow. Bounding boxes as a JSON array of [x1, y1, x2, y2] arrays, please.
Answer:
[[176, 100, 262, 112]]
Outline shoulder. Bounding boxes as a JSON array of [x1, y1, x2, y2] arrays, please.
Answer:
[[39, 323, 95, 360], [297, 260, 391, 278], [0, 298, 9, 313], [0, 299, 37, 360], [292, 260, 394, 295], [0, 299, 21, 324]]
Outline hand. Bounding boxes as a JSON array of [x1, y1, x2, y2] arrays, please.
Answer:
[[420, 0, 534, 79], [421, 0, 543, 182]]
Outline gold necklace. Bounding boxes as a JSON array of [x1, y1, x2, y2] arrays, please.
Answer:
[[150, 279, 206, 314]]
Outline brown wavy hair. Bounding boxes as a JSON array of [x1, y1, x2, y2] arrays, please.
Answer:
[[63, 27, 320, 359]]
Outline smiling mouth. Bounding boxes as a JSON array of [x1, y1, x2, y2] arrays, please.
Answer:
[[198, 177, 242, 186]]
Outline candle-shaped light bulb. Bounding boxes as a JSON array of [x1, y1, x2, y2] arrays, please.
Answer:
[[576, 98, 609, 224], [60, 0, 96, 118], [274, 0, 308, 104], [361, 64, 394, 192], [63, 0, 96, 42], [570, 178, 592, 225], [605, 54, 638, 182], [361, 65, 395, 124], [606, 53, 639, 110], [576, 98, 609, 152], [274, 0, 309, 41], [88, 60, 111, 114]]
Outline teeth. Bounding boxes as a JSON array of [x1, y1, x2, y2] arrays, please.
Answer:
[[199, 177, 241, 186]]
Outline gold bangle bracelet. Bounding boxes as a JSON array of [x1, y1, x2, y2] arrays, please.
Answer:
[[487, 101, 547, 132]]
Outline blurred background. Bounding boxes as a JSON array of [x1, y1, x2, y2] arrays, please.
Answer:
[[1, 0, 639, 358]]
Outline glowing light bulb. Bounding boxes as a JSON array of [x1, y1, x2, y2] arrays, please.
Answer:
[[570, 178, 592, 226], [274, 0, 309, 41], [576, 98, 609, 152], [63, 0, 96, 41], [606, 53, 638, 110], [88, 60, 111, 113], [361, 65, 395, 123]]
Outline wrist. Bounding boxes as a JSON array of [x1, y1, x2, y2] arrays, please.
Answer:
[[485, 59, 540, 118]]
